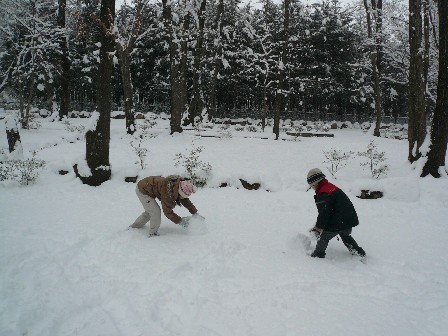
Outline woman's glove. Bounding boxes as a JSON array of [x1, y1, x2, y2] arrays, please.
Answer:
[[179, 217, 190, 228]]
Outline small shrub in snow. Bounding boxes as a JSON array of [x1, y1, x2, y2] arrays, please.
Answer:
[[0, 148, 7, 161], [27, 113, 42, 130], [357, 140, 389, 179], [219, 129, 233, 139], [202, 123, 214, 129], [219, 124, 230, 130], [139, 119, 157, 138], [323, 148, 354, 178], [174, 141, 212, 187], [315, 121, 330, 132], [130, 137, 149, 170], [360, 122, 371, 132], [246, 125, 258, 132], [380, 125, 407, 140], [141, 118, 157, 130], [0, 152, 46, 185], [234, 126, 245, 132], [63, 119, 86, 136], [292, 124, 306, 133]]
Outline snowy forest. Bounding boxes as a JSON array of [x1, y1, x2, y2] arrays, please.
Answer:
[[1, 0, 447, 186], [1, 2, 448, 335], [1, 0, 441, 123]]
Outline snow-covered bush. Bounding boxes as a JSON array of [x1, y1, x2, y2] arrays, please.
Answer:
[[63, 119, 86, 136], [380, 125, 407, 140], [174, 141, 212, 187], [315, 121, 330, 132], [130, 137, 149, 170], [139, 119, 157, 138], [0, 148, 7, 161], [202, 122, 214, 129], [358, 140, 389, 179], [0, 152, 46, 185], [219, 129, 233, 139], [219, 123, 230, 130], [306, 122, 314, 131], [360, 122, 371, 132], [323, 148, 354, 178], [234, 126, 245, 132], [24, 109, 42, 130], [292, 124, 306, 133], [246, 125, 258, 132]]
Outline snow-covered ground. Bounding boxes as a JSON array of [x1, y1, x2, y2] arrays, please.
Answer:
[[1, 116, 447, 336]]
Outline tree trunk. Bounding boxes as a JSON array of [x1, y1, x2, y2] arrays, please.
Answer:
[[364, 0, 383, 137], [178, 5, 189, 125], [408, 0, 426, 163], [261, 72, 268, 131], [273, 0, 290, 140], [76, 0, 115, 186], [119, 50, 136, 134], [58, 0, 71, 120], [162, 0, 185, 134], [46, 72, 54, 113], [115, 0, 145, 135], [373, 0, 383, 137], [22, 73, 36, 129], [184, 0, 207, 126], [423, 0, 430, 92], [207, 0, 224, 121], [5, 116, 23, 159], [421, 0, 448, 177]]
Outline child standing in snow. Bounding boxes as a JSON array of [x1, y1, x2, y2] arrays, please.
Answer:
[[130, 175, 200, 237], [306, 168, 366, 259]]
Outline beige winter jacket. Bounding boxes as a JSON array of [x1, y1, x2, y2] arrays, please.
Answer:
[[137, 176, 197, 224]]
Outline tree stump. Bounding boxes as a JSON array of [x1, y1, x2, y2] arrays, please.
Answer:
[[357, 190, 383, 199], [5, 116, 23, 158], [125, 176, 138, 183], [240, 179, 261, 190]]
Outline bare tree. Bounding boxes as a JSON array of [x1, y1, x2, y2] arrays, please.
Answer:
[[408, 0, 426, 163], [75, 0, 115, 186], [363, 0, 383, 137], [162, 0, 188, 134], [58, 0, 70, 120], [183, 0, 207, 126], [115, 0, 147, 135], [207, 0, 224, 121], [273, 0, 290, 140], [257, 0, 277, 132], [422, 0, 448, 177]]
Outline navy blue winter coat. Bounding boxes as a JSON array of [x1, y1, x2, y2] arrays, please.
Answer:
[[314, 179, 359, 232]]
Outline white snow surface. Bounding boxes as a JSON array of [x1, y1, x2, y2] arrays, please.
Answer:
[[1, 116, 448, 336]]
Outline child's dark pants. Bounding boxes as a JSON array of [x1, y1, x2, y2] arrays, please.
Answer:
[[313, 228, 366, 258]]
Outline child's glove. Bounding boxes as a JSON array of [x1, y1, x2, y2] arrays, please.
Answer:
[[309, 226, 322, 238], [179, 217, 190, 229]]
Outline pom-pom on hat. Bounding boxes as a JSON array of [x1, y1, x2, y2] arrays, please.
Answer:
[[306, 168, 326, 191], [178, 180, 198, 198]]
